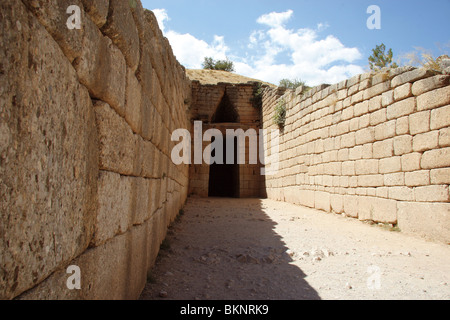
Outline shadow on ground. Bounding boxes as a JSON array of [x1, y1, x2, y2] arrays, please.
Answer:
[[140, 197, 320, 300]]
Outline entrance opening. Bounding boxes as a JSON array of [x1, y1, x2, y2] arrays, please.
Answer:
[[209, 136, 240, 198], [211, 92, 239, 123]]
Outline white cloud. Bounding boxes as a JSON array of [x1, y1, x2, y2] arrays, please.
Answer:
[[153, 8, 169, 33], [152, 8, 229, 69], [166, 32, 229, 69], [153, 8, 364, 86], [256, 10, 294, 28]]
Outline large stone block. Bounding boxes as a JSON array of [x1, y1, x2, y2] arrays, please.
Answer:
[[19, 221, 151, 300], [430, 168, 450, 185], [94, 101, 138, 176], [393, 135, 413, 156], [125, 68, 143, 134], [417, 87, 450, 111], [373, 139, 394, 159], [363, 81, 391, 100], [73, 17, 126, 116], [439, 127, 450, 147], [393, 83, 412, 101], [388, 186, 415, 201], [355, 159, 379, 175], [357, 175, 384, 187], [101, 0, 140, 71], [412, 131, 439, 152], [81, 0, 109, 28], [414, 185, 449, 202], [404, 171, 430, 187], [409, 110, 430, 135], [355, 127, 375, 145], [343, 195, 359, 218], [430, 105, 450, 130], [330, 194, 344, 214], [398, 202, 450, 243], [315, 191, 331, 212], [357, 196, 397, 224], [379, 157, 401, 174], [421, 147, 450, 169], [94, 171, 132, 246], [387, 97, 416, 120], [0, 1, 98, 299], [22, 0, 85, 62], [412, 75, 450, 96], [391, 68, 437, 88]]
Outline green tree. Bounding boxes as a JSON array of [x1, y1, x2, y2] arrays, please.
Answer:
[[279, 78, 306, 90], [202, 57, 235, 72], [368, 43, 399, 71]]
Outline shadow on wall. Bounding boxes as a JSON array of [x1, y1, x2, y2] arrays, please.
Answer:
[[140, 198, 320, 300]]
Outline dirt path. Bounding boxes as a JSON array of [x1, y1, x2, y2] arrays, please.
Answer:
[[139, 198, 450, 300]]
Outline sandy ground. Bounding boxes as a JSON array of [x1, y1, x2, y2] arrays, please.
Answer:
[[140, 197, 450, 300], [186, 69, 276, 87]]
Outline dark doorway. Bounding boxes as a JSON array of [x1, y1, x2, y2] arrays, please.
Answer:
[[211, 92, 239, 124], [209, 136, 240, 198]]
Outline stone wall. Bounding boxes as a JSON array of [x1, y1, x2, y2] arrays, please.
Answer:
[[0, 0, 190, 299], [261, 67, 450, 243]]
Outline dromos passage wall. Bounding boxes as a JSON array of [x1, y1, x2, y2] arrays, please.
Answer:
[[260, 68, 450, 244], [0, 0, 190, 299]]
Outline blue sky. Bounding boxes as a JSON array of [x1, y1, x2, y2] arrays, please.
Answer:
[[141, 0, 450, 86]]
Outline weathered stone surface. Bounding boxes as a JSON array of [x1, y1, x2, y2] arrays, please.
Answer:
[[430, 105, 450, 130], [19, 221, 151, 300], [401, 153, 422, 172], [73, 17, 126, 116], [0, 1, 98, 299], [421, 147, 450, 169], [315, 191, 331, 212], [393, 135, 413, 156], [22, 0, 85, 62], [388, 186, 415, 201], [357, 175, 384, 187], [394, 83, 412, 101], [358, 196, 397, 224], [391, 68, 437, 88], [412, 75, 450, 96], [373, 139, 394, 159], [379, 157, 402, 174], [355, 159, 379, 175], [125, 68, 143, 134], [439, 127, 450, 147], [384, 172, 405, 186], [430, 168, 450, 185], [387, 97, 416, 120], [417, 87, 450, 111], [101, 0, 140, 71], [398, 202, 450, 243], [412, 131, 439, 152], [414, 185, 449, 202], [405, 171, 430, 187], [356, 127, 375, 145], [94, 101, 138, 176], [81, 0, 109, 28], [409, 111, 430, 135], [343, 195, 359, 218], [94, 171, 132, 246], [330, 194, 344, 214]]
